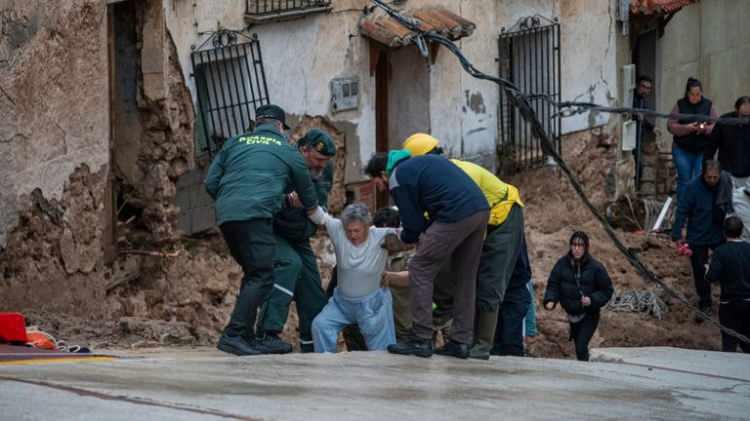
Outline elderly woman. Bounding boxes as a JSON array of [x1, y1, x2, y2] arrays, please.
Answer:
[[308, 203, 399, 352]]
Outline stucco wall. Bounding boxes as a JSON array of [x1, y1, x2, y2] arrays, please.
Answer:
[[388, 46, 431, 150], [499, 0, 618, 133], [165, 0, 502, 178], [558, 0, 618, 131], [0, 0, 110, 246], [163, 0, 619, 181], [655, 1, 750, 149], [164, 0, 373, 182]]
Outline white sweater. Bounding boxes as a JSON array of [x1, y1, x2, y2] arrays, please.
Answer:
[[315, 210, 399, 298]]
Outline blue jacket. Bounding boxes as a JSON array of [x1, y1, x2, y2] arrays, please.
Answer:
[[671, 177, 725, 246], [389, 154, 489, 244]]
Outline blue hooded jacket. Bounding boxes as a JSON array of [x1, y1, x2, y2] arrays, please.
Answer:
[[671, 176, 726, 246], [388, 152, 488, 243]]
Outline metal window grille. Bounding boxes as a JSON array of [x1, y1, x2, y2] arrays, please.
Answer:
[[498, 17, 561, 171], [246, 0, 332, 16], [191, 31, 269, 158]]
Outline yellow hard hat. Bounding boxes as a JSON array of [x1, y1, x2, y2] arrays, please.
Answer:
[[402, 133, 440, 157]]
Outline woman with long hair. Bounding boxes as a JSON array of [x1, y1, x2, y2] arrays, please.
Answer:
[[668, 77, 719, 203], [543, 231, 614, 361]]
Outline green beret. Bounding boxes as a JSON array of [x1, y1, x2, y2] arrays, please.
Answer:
[[300, 129, 336, 157]]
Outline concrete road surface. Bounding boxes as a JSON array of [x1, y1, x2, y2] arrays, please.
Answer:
[[1, 347, 748, 420]]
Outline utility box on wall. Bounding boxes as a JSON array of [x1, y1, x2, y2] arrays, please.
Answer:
[[330, 77, 359, 113], [622, 120, 637, 151]]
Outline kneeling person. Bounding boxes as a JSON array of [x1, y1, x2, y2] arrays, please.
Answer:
[[310, 203, 399, 352]]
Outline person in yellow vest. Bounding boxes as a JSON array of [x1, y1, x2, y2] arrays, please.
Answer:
[[403, 133, 525, 360]]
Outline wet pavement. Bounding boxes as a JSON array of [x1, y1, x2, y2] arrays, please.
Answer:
[[1, 347, 748, 420]]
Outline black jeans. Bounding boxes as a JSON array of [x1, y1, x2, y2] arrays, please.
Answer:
[[689, 245, 716, 309], [492, 282, 531, 356], [220, 219, 275, 339], [719, 299, 750, 353], [569, 312, 600, 361]]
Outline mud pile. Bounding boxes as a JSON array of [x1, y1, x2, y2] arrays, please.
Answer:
[[515, 132, 719, 358]]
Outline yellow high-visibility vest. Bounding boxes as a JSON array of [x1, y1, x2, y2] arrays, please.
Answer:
[[451, 159, 523, 226]]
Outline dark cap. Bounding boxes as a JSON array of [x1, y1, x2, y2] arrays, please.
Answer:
[[255, 104, 290, 130], [299, 128, 336, 157]]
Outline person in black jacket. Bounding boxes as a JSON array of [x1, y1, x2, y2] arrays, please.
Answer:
[[543, 231, 614, 361], [711, 96, 750, 188], [706, 216, 750, 353]]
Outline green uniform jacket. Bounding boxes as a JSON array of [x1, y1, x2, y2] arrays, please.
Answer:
[[205, 124, 318, 225], [274, 160, 334, 242], [315, 161, 334, 209]]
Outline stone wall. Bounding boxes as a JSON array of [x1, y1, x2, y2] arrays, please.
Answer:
[[0, 0, 196, 320], [0, 0, 109, 247]]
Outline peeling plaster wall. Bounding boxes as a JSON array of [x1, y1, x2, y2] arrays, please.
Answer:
[[388, 46, 431, 150], [421, 0, 498, 169], [164, 0, 505, 178], [163, 0, 372, 183], [557, 0, 618, 132], [498, 0, 618, 134], [655, 1, 750, 150], [163, 0, 620, 182], [0, 0, 109, 247]]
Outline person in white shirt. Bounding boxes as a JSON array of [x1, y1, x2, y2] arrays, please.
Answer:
[[309, 203, 399, 352]]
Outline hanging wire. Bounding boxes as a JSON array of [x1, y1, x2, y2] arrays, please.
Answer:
[[369, 0, 750, 346]]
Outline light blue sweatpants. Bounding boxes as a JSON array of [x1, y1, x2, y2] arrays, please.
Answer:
[[311, 287, 396, 353]]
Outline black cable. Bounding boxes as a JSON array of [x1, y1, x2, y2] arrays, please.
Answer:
[[370, 0, 750, 346]]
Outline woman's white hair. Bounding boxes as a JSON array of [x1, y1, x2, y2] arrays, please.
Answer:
[[341, 202, 372, 227]]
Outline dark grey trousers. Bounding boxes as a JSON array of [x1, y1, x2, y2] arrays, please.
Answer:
[[408, 211, 488, 344]]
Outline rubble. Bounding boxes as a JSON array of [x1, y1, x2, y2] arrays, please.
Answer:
[[0, 164, 109, 318], [0, 1, 726, 358], [513, 130, 720, 358], [1, 127, 723, 356], [119, 317, 194, 346]]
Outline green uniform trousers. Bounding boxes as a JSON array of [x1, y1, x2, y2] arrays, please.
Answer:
[[258, 235, 327, 347]]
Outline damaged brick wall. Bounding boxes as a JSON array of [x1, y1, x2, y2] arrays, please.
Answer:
[[0, 165, 111, 316], [0, 0, 207, 346], [0, 0, 111, 313], [115, 0, 194, 245]]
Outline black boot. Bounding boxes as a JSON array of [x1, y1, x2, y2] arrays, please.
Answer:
[[694, 305, 712, 324], [387, 337, 433, 358], [257, 333, 293, 355], [217, 334, 262, 356], [435, 340, 469, 359]]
